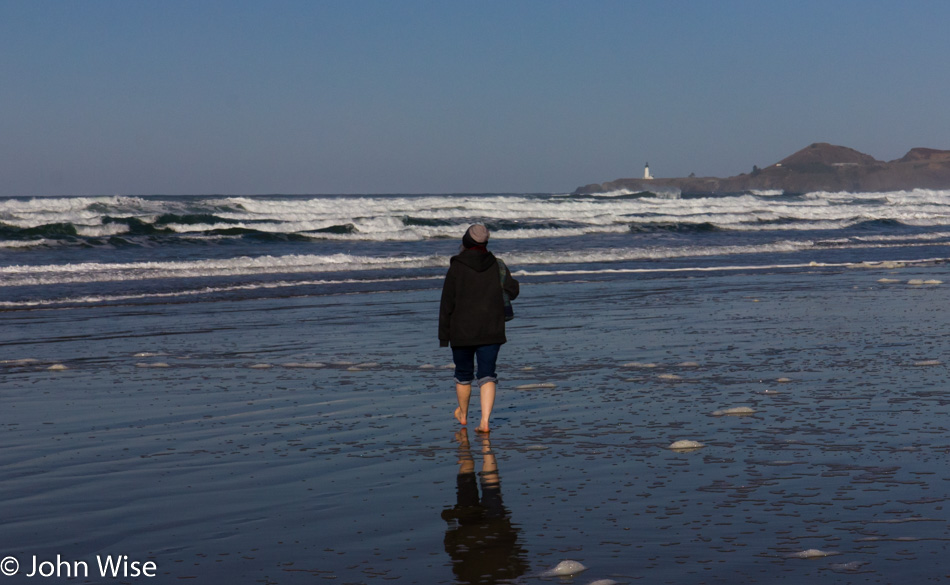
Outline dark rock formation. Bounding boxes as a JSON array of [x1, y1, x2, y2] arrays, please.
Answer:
[[574, 143, 950, 195]]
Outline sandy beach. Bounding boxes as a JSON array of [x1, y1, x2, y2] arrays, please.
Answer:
[[4, 260, 950, 583]]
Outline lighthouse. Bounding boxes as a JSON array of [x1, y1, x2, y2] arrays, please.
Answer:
[[643, 162, 653, 180]]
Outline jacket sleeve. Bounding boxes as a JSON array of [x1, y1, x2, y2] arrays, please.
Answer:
[[438, 266, 455, 347], [503, 264, 520, 301]]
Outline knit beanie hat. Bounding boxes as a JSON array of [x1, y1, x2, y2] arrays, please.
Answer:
[[461, 224, 490, 249]]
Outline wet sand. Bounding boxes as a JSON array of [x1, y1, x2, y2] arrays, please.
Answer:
[[3, 264, 950, 583]]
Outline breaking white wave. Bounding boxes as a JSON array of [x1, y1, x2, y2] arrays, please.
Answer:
[[4, 233, 949, 287], [0, 239, 55, 248], [5, 191, 950, 309], [3, 189, 950, 242], [0, 276, 438, 308], [0, 253, 444, 286]]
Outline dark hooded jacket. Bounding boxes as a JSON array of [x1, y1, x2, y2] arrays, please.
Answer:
[[439, 248, 520, 348]]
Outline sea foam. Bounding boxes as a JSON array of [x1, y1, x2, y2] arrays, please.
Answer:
[[712, 406, 755, 416], [789, 549, 838, 559], [540, 560, 587, 577], [668, 440, 704, 450]]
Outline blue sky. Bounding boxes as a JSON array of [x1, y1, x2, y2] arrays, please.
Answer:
[[2, 0, 949, 195]]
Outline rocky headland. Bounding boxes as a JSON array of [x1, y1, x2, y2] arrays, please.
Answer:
[[574, 143, 950, 195]]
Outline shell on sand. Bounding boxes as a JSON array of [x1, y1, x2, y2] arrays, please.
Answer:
[[622, 361, 657, 368], [540, 560, 587, 577], [515, 383, 557, 390], [418, 364, 436, 369], [47, 364, 68, 371], [775, 377, 793, 383], [249, 364, 272, 369], [657, 373, 682, 380], [587, 580, 619, 585], [678, 361, 700, 367], [712, 406, 756, 416], [789, 549, 838, 559], [668, 440, 704, 451], [909, 279, 942, 285], [913, 359, 941, 366], [877, 278, 900, 283]]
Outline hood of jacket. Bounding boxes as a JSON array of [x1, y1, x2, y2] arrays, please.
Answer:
[[451, 248, 497, 272]]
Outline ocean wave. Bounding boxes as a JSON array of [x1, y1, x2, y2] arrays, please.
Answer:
[[0, 275, 441, 308], [804, 188, 950, 204], [154, 213, 242, 226], [0, 195, 151, 214], [7, 254, 949, 309], [574, 189, 679, 200], [4, 191, 950, 247], [520, 256, 948, 277], [0, 253, 446, 287], [8, 231, 950, 287], [0, 222, 80, 238], [0, 238, 56, 249], [628, 221, 720, 233], [0, 190, 950, 240]]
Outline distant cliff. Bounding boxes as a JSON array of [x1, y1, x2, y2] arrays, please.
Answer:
[[574, 143, 950, 195]]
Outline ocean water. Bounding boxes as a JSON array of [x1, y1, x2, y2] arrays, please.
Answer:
[[4, 190, 950, 584], [4, 189, 950, 307]]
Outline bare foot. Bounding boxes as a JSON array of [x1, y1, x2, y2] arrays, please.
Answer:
[[454, 407, 467, 426], [475, 425, 490, 434]]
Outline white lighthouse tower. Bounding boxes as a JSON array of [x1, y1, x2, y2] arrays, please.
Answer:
[[643, 162, 653, 180]]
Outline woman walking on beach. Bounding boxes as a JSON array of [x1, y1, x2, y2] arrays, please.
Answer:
[[439, 224, 519, 434]]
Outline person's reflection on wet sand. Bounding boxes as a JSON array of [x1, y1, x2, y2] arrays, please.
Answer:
[[441, 429, 528, 584]]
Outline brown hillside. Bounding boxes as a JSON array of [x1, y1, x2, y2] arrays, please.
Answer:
[[778, 143, 880, 167], [897, 148, 950, 163]]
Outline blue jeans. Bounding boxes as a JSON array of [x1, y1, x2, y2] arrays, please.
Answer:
[[452, 344, 501, 386]]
